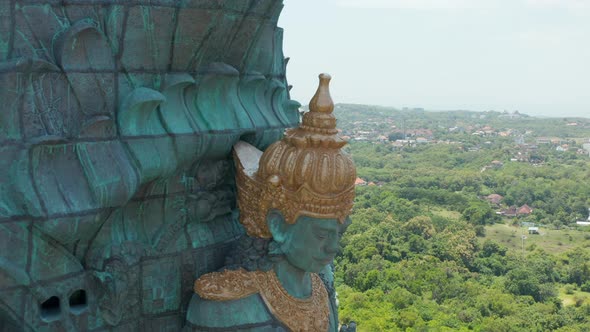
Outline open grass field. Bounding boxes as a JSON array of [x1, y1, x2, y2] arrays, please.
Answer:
[[559, 286, 590, 307], [430, 207, 463, 221], [483, 223, 590, 255], [485, 223, 590, 307]]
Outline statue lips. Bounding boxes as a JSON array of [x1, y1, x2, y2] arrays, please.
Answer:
[[316, 256, 335, 266]]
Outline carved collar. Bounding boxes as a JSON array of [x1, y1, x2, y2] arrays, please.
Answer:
[[195, 269, 330, 332]]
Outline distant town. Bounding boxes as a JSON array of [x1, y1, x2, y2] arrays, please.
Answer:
[[330, 104, 590, 163], [327, 103, 590, 226]]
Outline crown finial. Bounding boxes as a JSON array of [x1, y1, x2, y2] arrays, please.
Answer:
[[232, 73, 356, 237], [309, 73, 333, 114]]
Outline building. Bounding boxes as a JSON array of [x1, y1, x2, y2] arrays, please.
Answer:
[[518, 204, 533, 215], [355, 177, 367, 186], [485, 194, 504, 205], [578, 208, 590, 226], [501, 206, 518, 217]]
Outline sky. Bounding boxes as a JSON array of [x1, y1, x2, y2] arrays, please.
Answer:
[[278, 0, 590, 118]]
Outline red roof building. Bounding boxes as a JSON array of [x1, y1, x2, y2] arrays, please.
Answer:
[[355, 177, 367, 186], [517, 204, 533, 215]]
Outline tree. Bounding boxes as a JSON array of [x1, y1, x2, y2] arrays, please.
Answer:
[[430, 228, 478, 267], [462, 201, 495, 225], [505, 267, 556, 302], [388, 132, 405, 141], [403, 216, 436, 239]]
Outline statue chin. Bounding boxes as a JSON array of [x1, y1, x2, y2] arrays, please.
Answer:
[[184, 232, 341, 331]]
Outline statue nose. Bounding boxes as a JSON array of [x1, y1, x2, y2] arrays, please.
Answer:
[[325, 237, 339, 254]]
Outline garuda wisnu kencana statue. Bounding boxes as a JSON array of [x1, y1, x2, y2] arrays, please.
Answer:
[[0, 1, 302, 331], [0, 1, 356, 331], [186, 74, 357, 332]]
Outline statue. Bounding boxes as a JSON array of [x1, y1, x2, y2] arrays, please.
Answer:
[[186, 74, 357, 331], [1, 1, 302, 330]]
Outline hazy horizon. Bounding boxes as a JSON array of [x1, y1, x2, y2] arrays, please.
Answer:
[[278, 0, 590, 119], [304, 102, 590, 120]]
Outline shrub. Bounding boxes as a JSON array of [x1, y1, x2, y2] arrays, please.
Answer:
[[475, 225, 486, 237], [574, 296, 585, 307]]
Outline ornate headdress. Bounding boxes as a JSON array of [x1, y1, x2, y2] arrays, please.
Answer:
[[233, 74, 356, 238]]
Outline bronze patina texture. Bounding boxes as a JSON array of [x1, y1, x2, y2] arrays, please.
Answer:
[[0, 1, 301, 330], [189, 75, 356, 332]]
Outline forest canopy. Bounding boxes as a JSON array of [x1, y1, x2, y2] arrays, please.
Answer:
[[334, 105, 590, 331]]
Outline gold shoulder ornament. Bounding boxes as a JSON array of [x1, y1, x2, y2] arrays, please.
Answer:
[[195, 269, 330, 332]]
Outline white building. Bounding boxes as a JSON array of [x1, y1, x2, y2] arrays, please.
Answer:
[[576, 208, 590, 226]]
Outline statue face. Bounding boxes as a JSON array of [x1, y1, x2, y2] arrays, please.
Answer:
[[281, 215, 351, 273]]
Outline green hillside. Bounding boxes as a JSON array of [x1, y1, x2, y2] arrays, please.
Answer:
[[334, 105, 590, 331]]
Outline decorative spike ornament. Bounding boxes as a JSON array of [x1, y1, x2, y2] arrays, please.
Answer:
[[309, 73, 334, 113], [233, 74, 356, 238]]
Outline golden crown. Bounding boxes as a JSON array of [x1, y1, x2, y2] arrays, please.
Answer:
[[233, 74, 356, 238]]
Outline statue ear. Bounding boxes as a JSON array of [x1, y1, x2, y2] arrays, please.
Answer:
[[267, 210, 289, 243]]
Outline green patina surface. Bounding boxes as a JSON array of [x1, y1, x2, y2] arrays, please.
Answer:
[[186, 214, 344, 331], [0, 1, 309, 331], [188, 294, 274, 328]]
